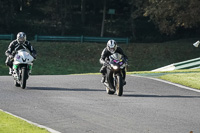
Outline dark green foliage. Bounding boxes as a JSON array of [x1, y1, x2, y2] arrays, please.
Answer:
[[143, 0, 200, 35], [1, 0, 200, 42]]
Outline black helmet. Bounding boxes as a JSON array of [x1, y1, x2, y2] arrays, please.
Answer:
[[17, 32, 26, 44]]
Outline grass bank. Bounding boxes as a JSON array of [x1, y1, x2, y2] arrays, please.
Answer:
[[0, 38, 200, 75], [0, 110, 50, 133], [131, 69, 200, 90], [159, 73, 200, 90]]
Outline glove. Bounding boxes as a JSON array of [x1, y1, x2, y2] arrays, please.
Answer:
[[124, 58, 128, 63], [103, 62, 109, 66], [32, 53, 37, 59]]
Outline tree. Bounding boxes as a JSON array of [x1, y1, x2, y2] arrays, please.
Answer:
[[43, 0, 74, 35], [143, 0, 200, 35], [129, 0, 148, 40], [81, 0, 86, 25], [101, 0, 106, 37]]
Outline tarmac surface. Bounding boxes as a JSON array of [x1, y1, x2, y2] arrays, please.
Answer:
[[0, 75, 200, 133]]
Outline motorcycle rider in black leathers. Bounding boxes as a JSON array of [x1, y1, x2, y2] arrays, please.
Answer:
[[99, 39, 128, 84], [5, 32, 37, 74]]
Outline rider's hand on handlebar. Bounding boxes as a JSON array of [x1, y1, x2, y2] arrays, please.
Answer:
[[103, 62, 109, 66], [32, 53, 37, 59]]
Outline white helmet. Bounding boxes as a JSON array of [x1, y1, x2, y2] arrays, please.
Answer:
[[107, 39, 117, 54], [17, 32, 26, 44]]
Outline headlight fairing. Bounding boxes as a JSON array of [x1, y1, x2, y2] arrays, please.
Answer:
[[111, 64, 118, 70]]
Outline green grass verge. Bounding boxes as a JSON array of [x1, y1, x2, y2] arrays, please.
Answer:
[[0, 110, 50, 133], [159, 73, 200, 90], [128, 68, 200, 74], [130, 69, 200, 90]]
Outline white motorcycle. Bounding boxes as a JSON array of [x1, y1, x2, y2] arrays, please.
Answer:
[[12, 49, 34, 89]]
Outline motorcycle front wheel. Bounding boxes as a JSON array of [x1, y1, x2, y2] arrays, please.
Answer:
[[20, 67, 27, 89], [115, 75, 123, 96]]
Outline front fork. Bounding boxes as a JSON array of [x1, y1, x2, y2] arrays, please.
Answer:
[[12, 63, 33, 80], [113, 71, 123, 85], [107, 68, 123, 90]]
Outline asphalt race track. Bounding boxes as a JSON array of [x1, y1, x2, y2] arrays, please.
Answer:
[[0, 75, 200, 133]]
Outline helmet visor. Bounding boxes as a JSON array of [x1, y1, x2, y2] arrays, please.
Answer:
[[109, 48, 115, 53], [18, 38, 25, 44]]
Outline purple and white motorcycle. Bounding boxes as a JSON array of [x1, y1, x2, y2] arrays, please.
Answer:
[[103, 53, 127, 96]]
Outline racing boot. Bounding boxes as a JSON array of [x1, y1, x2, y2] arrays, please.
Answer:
[[101, 75, 106, 83], [123, 79, 126, 85], [9, 68, 13, 75]]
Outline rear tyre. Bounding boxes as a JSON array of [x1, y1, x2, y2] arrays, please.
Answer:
[[20, 68, 27, 89], [116, 75, 123, 96]]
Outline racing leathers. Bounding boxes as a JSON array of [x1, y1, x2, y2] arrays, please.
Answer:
[[99, 46, 128, 83]]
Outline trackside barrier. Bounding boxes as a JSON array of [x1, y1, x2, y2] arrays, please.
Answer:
[[34, 35, 82, 42], [84, 37, 129, 44], [151, 64, 175, 72], [0, 34, 14, 40], [152, 57, 200, 72], [174, 57, 200, 70], [34, 35, 129, 44]]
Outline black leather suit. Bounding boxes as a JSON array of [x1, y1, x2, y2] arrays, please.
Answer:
[[99, 46, 128, 80]]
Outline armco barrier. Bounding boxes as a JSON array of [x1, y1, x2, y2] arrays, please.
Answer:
[[34, 35, 129, 44], [0, 34, 14, 40], [84, 36, 129, 44], [34, 35, 82, 42], [174, 57, 200, 70], [151, 64, 176, 72], [152, 57, 200, 72]]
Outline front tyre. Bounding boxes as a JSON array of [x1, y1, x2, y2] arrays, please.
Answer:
[[116, 75, 123, 96], [21, 67, 27, 89]]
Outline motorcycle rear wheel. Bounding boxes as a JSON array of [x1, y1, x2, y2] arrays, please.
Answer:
[[116, 75, 123, 96], [20, 68, 27, 89]]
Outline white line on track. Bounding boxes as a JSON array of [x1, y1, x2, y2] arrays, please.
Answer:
[[0, 109, 61, 133], [131, 75, 200, 93]]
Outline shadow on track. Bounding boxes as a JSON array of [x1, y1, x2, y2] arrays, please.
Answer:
[[27, 87, 104, 92], [123, 94, 200, 98]]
